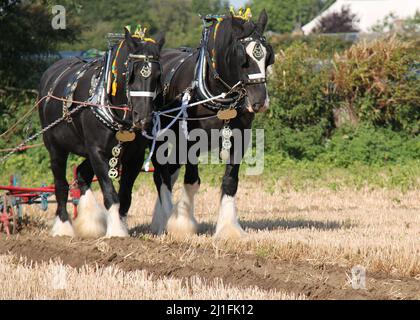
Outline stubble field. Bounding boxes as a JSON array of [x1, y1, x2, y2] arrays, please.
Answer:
[[1, 179, 419, 300]]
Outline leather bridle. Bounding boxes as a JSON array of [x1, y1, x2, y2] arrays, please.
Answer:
[[195, 16, 271, 111]]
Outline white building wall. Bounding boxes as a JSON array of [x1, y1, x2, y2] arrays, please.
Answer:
[[302, 0, 420, 34]]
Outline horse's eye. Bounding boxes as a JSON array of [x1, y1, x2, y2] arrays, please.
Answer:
[[242, 55, 249, 68], [234, 43, 247, 67], [128, 68, 135, 84]]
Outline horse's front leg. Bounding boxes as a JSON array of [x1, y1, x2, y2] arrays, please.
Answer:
[[88, 149, 128, 237], [166, 161, 199, 238], [118, 142, 146, 226], [215, 161, 246, 239], [150, 159, 179, 235], [48, 147, 74, 237], [72, 158, 107, 238]]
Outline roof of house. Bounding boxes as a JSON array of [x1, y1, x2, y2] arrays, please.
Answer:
[[302, 0, 420, 34]]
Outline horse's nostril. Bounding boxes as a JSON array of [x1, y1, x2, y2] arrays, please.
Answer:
[[252, 103, 261, 112]]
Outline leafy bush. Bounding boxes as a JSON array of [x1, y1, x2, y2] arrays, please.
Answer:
[[268, 33, 353, 56], [267, 42, 334, 129], [321, 125, 420, 166], [254, 35, 420, 166], [331, 37, 420, 134]]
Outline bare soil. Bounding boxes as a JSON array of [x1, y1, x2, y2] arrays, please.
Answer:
[[1, 234, 419, 300]]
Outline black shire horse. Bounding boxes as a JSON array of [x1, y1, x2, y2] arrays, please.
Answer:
[[38, 28, 164, 237], [149, 10, 274, 239]]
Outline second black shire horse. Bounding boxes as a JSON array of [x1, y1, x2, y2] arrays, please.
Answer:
[[150, 10, 274, 239], [38, 28, 164, 237]]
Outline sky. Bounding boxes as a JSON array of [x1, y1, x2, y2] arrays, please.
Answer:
[[230, 0, 248, 8]]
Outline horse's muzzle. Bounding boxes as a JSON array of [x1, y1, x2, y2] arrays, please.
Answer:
[[247, 102, 268, 113]]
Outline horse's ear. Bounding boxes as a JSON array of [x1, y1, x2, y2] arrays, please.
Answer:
[[256, 9, 268, 33], [154, 32, 165, 51], [124, 27, 138, 52]]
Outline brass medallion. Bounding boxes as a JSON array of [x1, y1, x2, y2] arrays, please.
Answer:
[[219, 149, 230, 161], [116, 130, 136, 142], [217, 108, 237, 120]]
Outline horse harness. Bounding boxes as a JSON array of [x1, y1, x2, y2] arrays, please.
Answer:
[[160, 15, 269, 117], [43, 43, 161, 180], [45, 46, 160, 133]]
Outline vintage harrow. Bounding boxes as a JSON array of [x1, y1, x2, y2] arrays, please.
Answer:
[[0, 165, 153, 235]]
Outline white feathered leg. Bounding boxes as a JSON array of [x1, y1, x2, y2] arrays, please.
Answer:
[[73, 189, 107, 238], [105, 203, 129, 237], [166, 182, 199, 238], [214, 194, 246, 240], [150, 184, 173, 235], [51, 216, 75, 237], [151, 169, 179, 235]]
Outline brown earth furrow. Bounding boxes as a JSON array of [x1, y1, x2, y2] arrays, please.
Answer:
[[1, 235, 419, 300]]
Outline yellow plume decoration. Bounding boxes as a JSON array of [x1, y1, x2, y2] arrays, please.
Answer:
[[111, 81, 118, 97], [125, 24, 156, 43], [229, 6, 252, 21], [111, 40, 125, 96]]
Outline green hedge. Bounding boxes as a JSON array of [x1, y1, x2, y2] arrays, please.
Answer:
[[255, 36, 420, 164]]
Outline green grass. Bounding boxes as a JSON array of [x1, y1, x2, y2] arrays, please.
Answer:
[[2, 147, 419, 192]]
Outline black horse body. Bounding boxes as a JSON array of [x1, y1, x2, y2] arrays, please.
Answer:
[[38, 30, 164, 237], [149, 11, 274, 238]]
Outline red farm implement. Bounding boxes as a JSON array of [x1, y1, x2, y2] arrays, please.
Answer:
[[0, 165, 153, 235]]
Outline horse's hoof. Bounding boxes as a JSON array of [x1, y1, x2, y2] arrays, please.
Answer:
[[150, 209, 168, 236], [73, 212, 107, 238], [105, 204, 129, 238], [166, 208, 198, 239], [105, 218, 129, 238], [214, 223, 246, 240], [150, 223, 166, 236], [51, 217, 75, 237], [105, 224, 129, 238]]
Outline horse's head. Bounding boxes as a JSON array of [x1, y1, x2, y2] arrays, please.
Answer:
[[210, 9, 274, 113], [115, 28, 165, 130]]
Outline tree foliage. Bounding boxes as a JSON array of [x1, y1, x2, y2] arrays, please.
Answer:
[[0, 0, 81, 87], [314, 6, 359, 33], [371, 10, 420, 33], [250, 0, 334, 33], [65, 0, 228, 50]]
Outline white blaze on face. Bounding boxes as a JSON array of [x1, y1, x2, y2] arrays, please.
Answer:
[[245, 41, 270, 111], [245, 41, 267, 80]]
